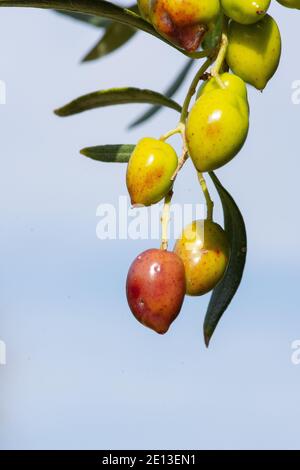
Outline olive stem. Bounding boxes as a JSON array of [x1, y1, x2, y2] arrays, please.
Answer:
[[210, 33, 228, 76], [160, 122, 188, 181], [160, 190, 173, 251], [198, 172, 214, 221], [210, 22, 229, 89], [160, 126, 181, 142], [171, 123, 188, 181], [180, 57, 213, 124]]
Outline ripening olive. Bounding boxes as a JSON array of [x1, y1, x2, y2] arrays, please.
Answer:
[[186, 89, 249, 172], [226, 15, 282, 90], [138, 0, 151, 21], [126, 137, 178, 207], [126, 249, 186, 334], [174, 220, 230, 296], [150, 0, 221, 52], [221, 0, 271, 24], [197, 72, 248, 102]]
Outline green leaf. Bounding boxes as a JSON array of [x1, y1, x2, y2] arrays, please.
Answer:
[[0, 0, 191, 56], [80, 144, 134, 163], [82, 21, 136, 62], [55, 10, 109, 28], [82, 4, 138, 62], [54, 87, 182, 117], [128, 59, 193, 129], [204, 172, 247, 347]]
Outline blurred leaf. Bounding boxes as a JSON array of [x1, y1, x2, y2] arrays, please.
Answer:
[[204, 172, 247, 347], [82, 21, 136, 62], [55, 10, 109, 28], [82, 4, 138, 62], [55, 87, 182, 117], [128, 59, 194, 129], [80, 144, 134, 163], [202, 13, 223, 50]]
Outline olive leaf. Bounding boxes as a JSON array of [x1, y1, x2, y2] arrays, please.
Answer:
[[54, 87, 182, 117], [204, 172, 247, 347], [0, 0, 190, 56], [80, 144, 134, 163], [81, 4, 138, 62], [128, 59, 194, 129], [55, 10, 109, 28], [0, 0, 148, 30], [82, 21, 136, 62]]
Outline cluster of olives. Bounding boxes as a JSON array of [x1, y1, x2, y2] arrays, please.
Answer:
[[126, 0, 294, 335]]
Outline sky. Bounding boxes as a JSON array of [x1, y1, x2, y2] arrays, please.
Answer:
[[0, 2, 300, 450]]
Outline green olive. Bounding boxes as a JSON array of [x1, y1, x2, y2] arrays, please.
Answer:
[[221, 0, 271, 24], [186, 89, 249, 172], [226, 15, 282, 90], [137, 0, 151, 21], [126, 137, 178, 206], [197, 72, 248, 102]]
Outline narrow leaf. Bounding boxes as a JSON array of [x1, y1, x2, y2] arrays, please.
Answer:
[[82, 21, 136, 62], [80, 144, 134, 163], [54, 87, 182, 117], [0, 0, 190, 56], [55, 10, 109, 28], [82, 4, 138, 62], [128, 59, 193, 129], [204, 172, 247, 347]]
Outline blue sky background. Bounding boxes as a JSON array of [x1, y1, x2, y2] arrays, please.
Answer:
[[0, 2, 300, 450]]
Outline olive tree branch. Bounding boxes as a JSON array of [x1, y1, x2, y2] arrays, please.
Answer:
[[179, 57, 213, 124], [0, 0, 213, 58]]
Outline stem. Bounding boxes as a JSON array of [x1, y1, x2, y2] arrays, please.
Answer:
[[171, 122, 188, 181], [160, 190, 173, 251], [210, 23, 229, 88], [198, 172, 214, 221], [180, 57, 213, 124], [210, 33, 228, 76], [160, 126, 181, 142]]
